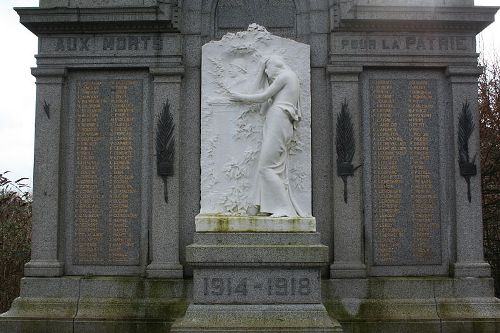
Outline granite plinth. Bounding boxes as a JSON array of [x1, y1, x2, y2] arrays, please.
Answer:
[[172, 230, 342, 332], [195, 214, 316, 232]]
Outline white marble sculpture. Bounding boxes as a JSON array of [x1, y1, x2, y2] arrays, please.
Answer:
[[228, 56, 303, 217], [200, 24, 311, 217]]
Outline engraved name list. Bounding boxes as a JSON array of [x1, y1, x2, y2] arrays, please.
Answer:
[[370, 78, 441, 266], [73, 79, 143, 266]]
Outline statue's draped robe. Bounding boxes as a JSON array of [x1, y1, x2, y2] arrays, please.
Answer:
[[253, 101, 304, 217]]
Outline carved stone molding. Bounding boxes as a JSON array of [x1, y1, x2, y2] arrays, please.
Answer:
[[332, 4, 497, 33], [16, 6, 180, 35]]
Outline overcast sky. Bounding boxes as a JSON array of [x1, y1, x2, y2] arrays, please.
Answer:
[[0, 0, 499, 189]]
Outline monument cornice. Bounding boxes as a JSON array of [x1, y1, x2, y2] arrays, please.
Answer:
[[15, 7, 180, 35], [149, 66, 185, 77], [31, 67, 68, 78], [334, 5, 498, 33]]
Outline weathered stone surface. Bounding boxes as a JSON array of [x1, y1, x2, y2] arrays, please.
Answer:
[[0, 277, 187, 333], [171, 304, 343, 332], [195, 214, 316, 232], [214, 0, 297, 38], [324, 277, 500, 333]]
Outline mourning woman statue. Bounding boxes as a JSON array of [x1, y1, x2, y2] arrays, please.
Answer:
[[230, 55, 304, 217]]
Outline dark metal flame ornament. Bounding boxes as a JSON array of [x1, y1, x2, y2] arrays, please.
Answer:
[[156, 101, 175, 203], [43, 100, 50, 119], [336, 100, 361, 203], [458, 100, 477, 203]]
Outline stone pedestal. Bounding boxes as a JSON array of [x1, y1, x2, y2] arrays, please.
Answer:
[[171, 225, 342, 332]]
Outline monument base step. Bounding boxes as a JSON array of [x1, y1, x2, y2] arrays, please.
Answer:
[[0, 319, 175, 333], [324, 277, 500, 333], [170, 304, 343, 333], [2, 277, 499, 332], [0, 276, 188, 333]]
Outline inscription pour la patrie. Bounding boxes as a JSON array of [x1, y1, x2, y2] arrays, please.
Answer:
[[74, 79, 142, 266], [339, 36, 471, 52], [371, 79, 441, 266]]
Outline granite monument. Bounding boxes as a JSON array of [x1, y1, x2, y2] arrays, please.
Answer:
[[1, 0, 499, 332]]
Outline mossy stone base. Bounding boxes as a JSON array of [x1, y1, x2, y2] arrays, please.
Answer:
[[0, 277, 188, 333], [323, 278, 500, 333]]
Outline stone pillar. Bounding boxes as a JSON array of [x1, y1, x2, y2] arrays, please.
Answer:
[[24, 68, 66, 277], [146, 67, 184, 278], [448, 66, 491, 278], [328, 66, 367, 278]]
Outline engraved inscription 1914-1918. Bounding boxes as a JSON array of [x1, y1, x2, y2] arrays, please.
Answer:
[[371, 78, 441, 266], [194, 269, 318, 304], [73, 79, 143, 266]]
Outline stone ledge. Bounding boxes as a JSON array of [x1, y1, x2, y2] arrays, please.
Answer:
[[186, 244, 329, 265], [193, 232, 321, 245], [24, 260, 64, 277], [195, 214, 316, 233]]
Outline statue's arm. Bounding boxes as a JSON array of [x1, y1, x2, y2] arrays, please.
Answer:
[[230, 76, 285, 103]]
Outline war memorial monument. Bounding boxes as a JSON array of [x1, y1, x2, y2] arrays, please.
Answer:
[[1, 0, 500, 332]]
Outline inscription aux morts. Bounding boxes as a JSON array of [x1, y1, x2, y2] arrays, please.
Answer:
[[54, 36, 166, 52], [337, 35, 473, 53]]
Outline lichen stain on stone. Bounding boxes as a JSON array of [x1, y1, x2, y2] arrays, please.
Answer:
[[213, 215, 230, 232]]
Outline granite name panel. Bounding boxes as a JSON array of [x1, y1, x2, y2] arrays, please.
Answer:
[[66, 71, 149, 274], [364, 70, 447, 271]]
